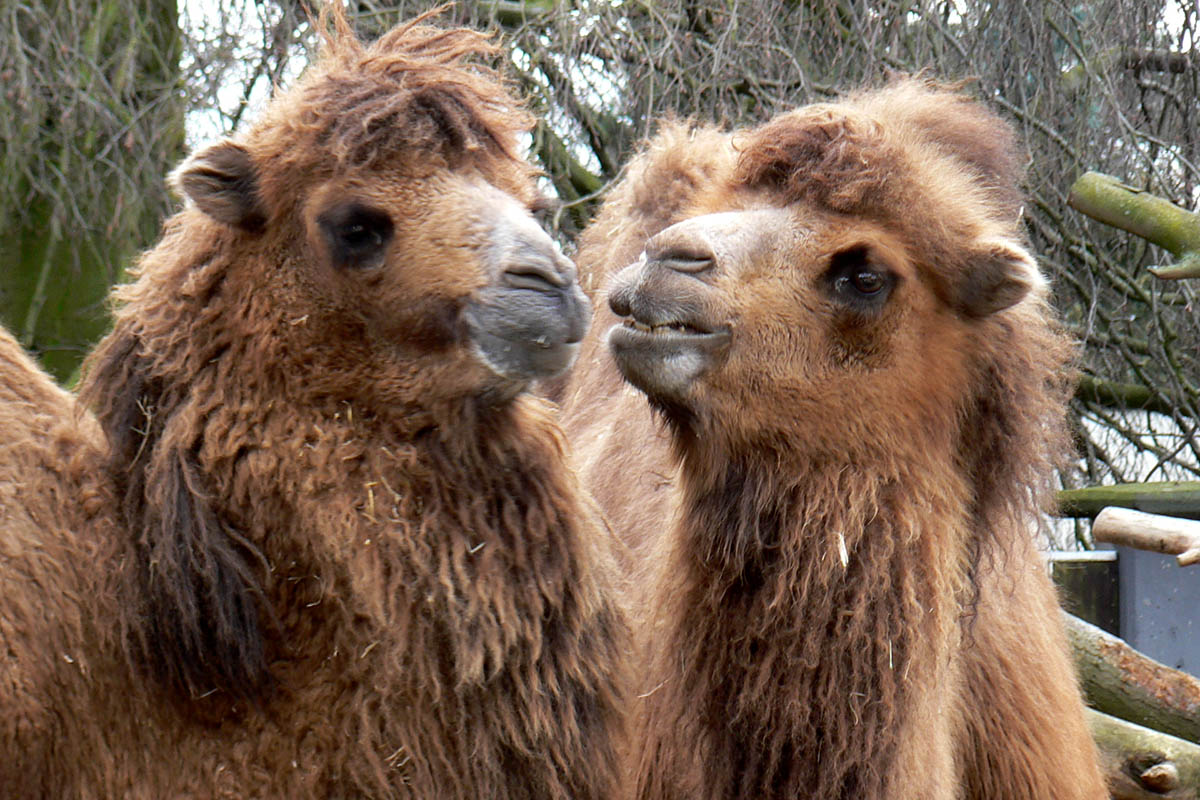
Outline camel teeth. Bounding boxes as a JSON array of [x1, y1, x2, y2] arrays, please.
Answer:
[[626, 319, 696, 335]]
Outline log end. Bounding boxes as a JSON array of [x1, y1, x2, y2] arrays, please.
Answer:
[[1139, 761, 1180, 793]]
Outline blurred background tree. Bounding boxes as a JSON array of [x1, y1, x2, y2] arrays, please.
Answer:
[[4, 0, 1197, 525], [0, 0, 185, 382]]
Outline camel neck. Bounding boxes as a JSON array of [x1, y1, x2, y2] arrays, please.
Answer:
[[647, 453, 969, 799]]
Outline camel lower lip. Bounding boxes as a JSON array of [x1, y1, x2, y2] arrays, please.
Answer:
[[607, 321, 730, 398], [470, 329, 580, 381]]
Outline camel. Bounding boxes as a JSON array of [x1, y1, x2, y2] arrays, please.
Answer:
[[0, 10, 625, 798], [561, 79, 1106, 799]]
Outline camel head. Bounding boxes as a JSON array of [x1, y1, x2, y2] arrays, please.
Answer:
[[168, 18, 587, 413], [605, 82, 1043, 459]]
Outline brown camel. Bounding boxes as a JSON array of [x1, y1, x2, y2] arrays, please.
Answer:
[[0, 10, 626, 799], [561, 79, 1106, 799]]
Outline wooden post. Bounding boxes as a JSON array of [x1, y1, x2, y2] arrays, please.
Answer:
[[1057, 483, 1200, 520]]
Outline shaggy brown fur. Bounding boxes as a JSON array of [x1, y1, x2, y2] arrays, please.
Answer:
[[0, 11, 626, 799], [561, 80, 1105, 799]]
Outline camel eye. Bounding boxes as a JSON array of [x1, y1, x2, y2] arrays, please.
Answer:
[[825, 245, 896, 310], [340, 221, 382, 250], [318, 202, 394, 269], [846, 270, 885, 295]]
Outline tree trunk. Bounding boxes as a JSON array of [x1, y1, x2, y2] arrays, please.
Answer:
[[0, 0, 184, 383]]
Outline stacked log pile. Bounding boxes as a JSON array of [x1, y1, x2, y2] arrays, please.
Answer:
[[1056, 504, 1200, 798]]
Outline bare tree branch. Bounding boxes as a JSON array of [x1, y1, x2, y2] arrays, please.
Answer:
[[1068, 172, 1200, 279], [1058, 482, 1200, 519]]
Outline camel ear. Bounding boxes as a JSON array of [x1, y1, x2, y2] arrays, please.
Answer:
[[83, 329, 270, 699], [955, 238, 1043, 318], [171, 141, 267, 232]]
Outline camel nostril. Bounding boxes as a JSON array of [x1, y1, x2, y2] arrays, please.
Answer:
[[503, 263, 568, 293], [659, 254, 714, 274], [646, 244, 716, 275], [608, 287, 632, 318], [498, 231, 574, 292]]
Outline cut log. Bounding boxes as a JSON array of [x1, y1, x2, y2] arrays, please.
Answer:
[[1093, 507, 1200, 566], [1066, 613, 1200, 745], [1087, 708, 1200, 799]]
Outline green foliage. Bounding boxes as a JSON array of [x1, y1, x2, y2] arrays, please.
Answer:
[[0, 0, 185, 382]]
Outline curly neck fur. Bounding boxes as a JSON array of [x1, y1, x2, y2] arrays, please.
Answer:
[[635, 442, 971, 800], [82, 302, 626, 797]]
